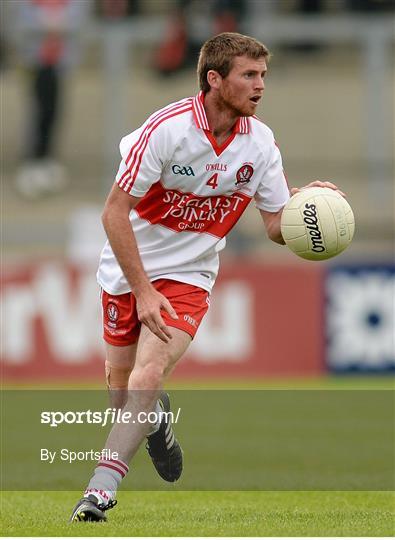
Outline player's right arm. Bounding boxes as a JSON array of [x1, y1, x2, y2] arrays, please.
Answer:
[[102, 183, 178, 343]]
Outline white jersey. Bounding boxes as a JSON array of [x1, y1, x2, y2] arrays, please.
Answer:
[[98, 92, 290, 294]]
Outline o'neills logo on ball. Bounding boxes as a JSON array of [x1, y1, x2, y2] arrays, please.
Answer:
[[235, 163, 254, 185], [303, 203, 325, 252], [107, 302, 119, 322]]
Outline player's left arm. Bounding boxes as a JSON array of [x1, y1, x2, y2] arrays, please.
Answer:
[[256, 128, 345, 245], [259, 180, 345, 245], [260, 208, 285, 245]]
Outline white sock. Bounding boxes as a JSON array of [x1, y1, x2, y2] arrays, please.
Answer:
[[85, 457, 129, 504]]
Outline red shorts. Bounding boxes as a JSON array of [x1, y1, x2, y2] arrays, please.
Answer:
[[102, 279, 210, 346]]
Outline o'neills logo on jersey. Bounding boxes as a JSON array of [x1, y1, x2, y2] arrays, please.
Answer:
[[206, 163, 227, 172], [235, 163, 254, 185], [135, 182, 251, 238]]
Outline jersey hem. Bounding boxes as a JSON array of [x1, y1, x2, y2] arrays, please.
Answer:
[[98, 274, 213, 296], [151, 274, 212, 294]]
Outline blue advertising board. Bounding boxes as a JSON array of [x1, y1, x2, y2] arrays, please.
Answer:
[[326, 265, 395, 372]]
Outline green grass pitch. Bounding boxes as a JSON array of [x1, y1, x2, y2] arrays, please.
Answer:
[[1, 490, 394, 536], [2, 377, 394, 536]]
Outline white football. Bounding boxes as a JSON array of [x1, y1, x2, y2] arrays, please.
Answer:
[[280, 187, 355, 261]]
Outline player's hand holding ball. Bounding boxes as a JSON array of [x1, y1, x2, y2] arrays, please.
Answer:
[[281, 181, 355, 261]]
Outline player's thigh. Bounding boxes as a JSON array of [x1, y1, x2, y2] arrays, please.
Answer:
[[133, 325, 192, 379], [105, 341, 138, 370]]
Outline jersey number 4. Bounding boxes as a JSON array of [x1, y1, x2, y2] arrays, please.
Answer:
[[206, 173, 219, 190]]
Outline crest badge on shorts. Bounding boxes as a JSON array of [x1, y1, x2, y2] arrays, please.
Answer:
[[107, 302, 119, 322], [235, 163, 254, 185]]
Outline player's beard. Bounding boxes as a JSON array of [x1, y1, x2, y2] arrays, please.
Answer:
[[218, 85, 255, 117]]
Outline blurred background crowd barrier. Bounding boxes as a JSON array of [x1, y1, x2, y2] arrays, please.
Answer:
[[1, 0, 394, 381]]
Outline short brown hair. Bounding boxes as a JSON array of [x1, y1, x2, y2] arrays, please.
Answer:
[[197, 32, 270, 94]]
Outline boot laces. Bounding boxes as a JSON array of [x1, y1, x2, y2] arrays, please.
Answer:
[[98, 499, 117, 512]]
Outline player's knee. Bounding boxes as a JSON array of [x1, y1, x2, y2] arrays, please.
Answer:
[[105, 360, 132, 389], [131, 361, 166, 390], [142, 361, 166, 388]]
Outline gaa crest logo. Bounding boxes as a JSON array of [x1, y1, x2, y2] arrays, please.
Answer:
[[172, 164, 195, 176], [235, 163, 254, 185], [107, 302, 119, 322]]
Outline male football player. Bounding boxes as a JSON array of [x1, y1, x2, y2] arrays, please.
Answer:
[[70, 32, 342, 522]]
